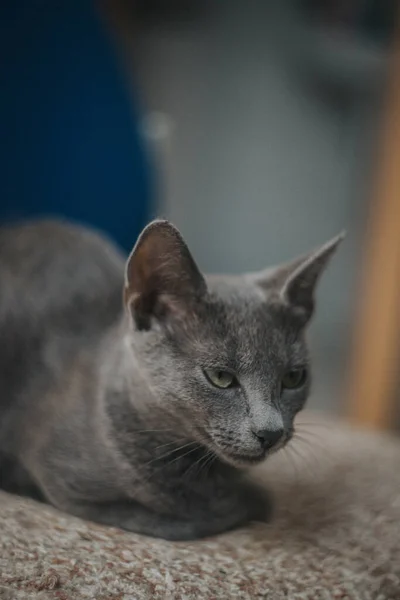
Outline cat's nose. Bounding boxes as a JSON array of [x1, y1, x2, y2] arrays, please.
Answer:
[[252, 427, 284, 450]]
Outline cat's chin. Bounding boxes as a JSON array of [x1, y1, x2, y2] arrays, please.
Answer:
[[216, 439, 290, 468], [218, 450, 267, 468]]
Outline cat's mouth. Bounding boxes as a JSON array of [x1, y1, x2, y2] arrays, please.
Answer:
[[208, 434, 289, 468], [208, 438, 268, 466], [196, 427, 287, 467], [224, 450, 267, 466]]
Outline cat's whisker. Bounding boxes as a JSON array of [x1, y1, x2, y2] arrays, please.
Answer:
[[184, 452, 208, 480], [133, 443, 202, 494], [294, 429, 325, 444], [145, 428, 212, 472], [295, 420, 332, 430], [203, 452, 217, 477], [144, 440, 199, 467], [185, 449, 216, 481], [292, 440, 324, 476], [293, 434, 329, 451], [293, 431, 335, 468], [293, 434, 336, 480], [286, 440, 318, 483], [154, 438, 188, 451], [281, 446, 300, 484], [198, 451, 217, 477], [293, 431, 329, 451], [200, 455, 217, 482], [294, 425, 336, 451], [166, 444, 202, 467], [294, 426, 332, 442], [134, 428, 175, 435]]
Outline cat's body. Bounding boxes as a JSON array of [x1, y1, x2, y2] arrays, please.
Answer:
[[0, 222, 125, 498], [0, 219, 342, 540]]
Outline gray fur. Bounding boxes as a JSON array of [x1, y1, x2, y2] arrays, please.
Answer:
[[0, 219, 343, 540]]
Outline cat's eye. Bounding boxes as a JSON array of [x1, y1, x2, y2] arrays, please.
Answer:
[[203, 368, 238, 389], [282, 368, 307, 390]]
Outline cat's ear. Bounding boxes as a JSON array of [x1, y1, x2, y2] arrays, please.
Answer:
[[254, 233, 345, 323], [124, 220, 207, 329]]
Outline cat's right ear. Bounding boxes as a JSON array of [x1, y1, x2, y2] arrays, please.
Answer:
[[252, 233, 344, 325], [124, 220, 207, 330]]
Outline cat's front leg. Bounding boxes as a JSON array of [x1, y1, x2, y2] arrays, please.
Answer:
[[61, 480, 271, 541]]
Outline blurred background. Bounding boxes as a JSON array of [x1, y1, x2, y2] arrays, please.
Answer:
[[1, 0, 399, 426]]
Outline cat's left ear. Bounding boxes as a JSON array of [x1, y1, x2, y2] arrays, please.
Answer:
[[124, 219, 207, 329], [253, 233, 345, 324]]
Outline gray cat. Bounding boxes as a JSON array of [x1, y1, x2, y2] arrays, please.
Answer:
[[0, 219, 343, 540]]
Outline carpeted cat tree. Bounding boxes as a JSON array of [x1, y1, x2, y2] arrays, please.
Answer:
[[1, 414, 399, 599]]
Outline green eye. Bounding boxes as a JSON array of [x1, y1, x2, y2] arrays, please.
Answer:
[[282, 368, 307, 390], [204, 368, 238, 389]]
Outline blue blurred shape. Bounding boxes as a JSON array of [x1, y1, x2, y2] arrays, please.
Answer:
[[0, 0, 153, 252]]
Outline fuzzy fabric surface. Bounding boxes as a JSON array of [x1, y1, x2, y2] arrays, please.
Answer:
[[0, 414, 399, 600]]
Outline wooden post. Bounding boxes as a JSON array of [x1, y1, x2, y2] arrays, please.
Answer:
[[347, 24, 400, 429]]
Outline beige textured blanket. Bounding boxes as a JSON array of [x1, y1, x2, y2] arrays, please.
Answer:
[[0, 415, 399, 599]]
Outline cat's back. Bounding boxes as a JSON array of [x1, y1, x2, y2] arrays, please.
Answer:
[[0, 220, 126, 421], [0, 219, 126, 330]]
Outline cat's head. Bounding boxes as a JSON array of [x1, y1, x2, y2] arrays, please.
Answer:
[[124, 220, 343, 467]]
